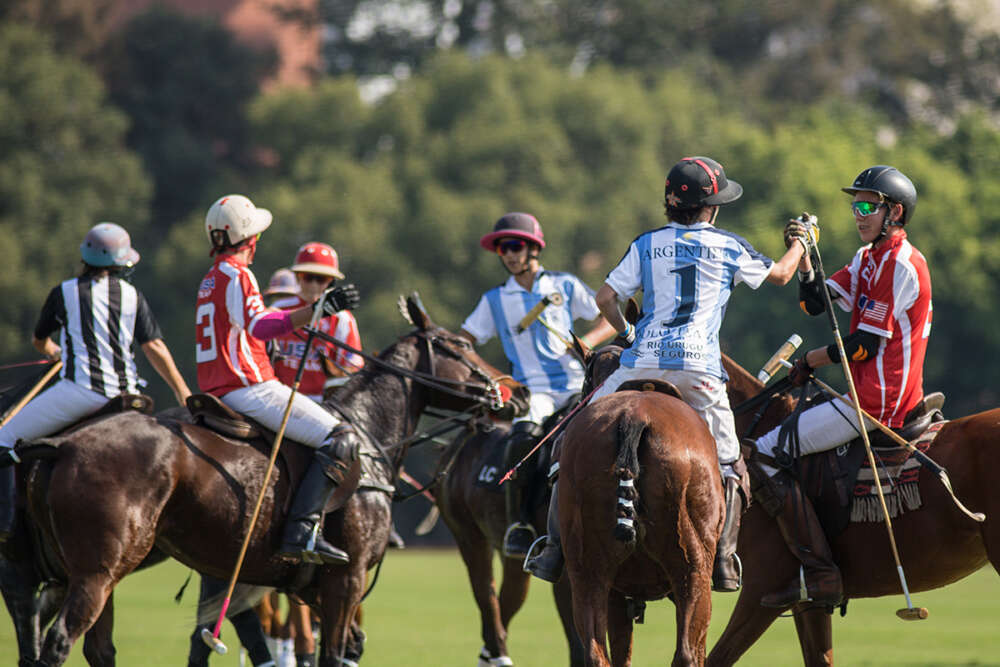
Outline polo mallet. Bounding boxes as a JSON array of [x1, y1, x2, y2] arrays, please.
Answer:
[[516, 292, 564, 334], [398, 468, 440, 536], [202, 298, 328, 654], [1, 361, 62, 428], [779, 362, 984, 524], [805, 215, 928, 621]]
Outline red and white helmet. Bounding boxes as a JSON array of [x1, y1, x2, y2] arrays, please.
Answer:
[[291, 242, 344, 279], [205, 194, 272, 249]]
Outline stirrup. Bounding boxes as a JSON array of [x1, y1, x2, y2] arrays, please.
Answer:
[[522, 534, 549, 573], [501, 522, 536, 558]]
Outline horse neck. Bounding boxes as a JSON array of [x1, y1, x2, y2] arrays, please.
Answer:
[[722, 354, 763, 405], [330, 341, 424, 464]]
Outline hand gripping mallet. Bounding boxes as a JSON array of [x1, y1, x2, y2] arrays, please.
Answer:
[[804, 214, 928, 621], [0, 361, 63, 429], [202, 296, 329, 654]]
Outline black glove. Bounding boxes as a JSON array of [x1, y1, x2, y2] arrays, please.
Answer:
[[788, 357, 813, 386], [315, 284, 360, 316], [783, 220, 809, 249]]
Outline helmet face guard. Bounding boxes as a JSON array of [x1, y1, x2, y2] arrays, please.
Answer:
[[842, 165, 916, 225], [479, 212, 546, 252], [205, 195, 272, 250], [80, 222, 140, 268], [664, 156, 742, 211]]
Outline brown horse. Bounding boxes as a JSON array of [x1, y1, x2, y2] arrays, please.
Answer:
[[434, 412, 584, 666], [558, 384, 724, 667], [10, 295, 524, 667], [708, 383, 1000, 664]]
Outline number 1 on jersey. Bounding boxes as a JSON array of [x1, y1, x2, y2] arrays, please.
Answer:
[[663, 264, 696, 328]]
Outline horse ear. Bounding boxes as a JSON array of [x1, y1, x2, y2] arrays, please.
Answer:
[[406, 292, 432, 330], [397, 295, 415, 326], [571, 332, 591, 364], [624, 297, 640, 325]]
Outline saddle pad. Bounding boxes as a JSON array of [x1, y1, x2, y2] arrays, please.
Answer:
[[473, 426, 509, 491], [851, 421, 945, 523]]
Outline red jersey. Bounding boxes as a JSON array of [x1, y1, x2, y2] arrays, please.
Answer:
[[827, 231, 932, 428], [269, 295, 364, 398], [196, 255, 276, 396]]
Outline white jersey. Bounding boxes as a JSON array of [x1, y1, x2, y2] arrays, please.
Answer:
[[605, 222, 772, 379], [462, 269, 599, 394]]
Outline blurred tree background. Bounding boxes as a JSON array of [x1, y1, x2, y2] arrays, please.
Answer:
[[2, 0, 999, 421]]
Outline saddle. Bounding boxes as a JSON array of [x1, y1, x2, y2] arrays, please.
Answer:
[[798, 391, 946, 538], [616, 379, 683, 401], [186, 393, 261, 440]]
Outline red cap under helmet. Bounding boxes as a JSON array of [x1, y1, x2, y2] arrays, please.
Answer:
[[479, 213, 546, 252], [291, 242, 344, 279]]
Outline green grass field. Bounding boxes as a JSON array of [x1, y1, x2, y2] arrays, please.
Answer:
[[3, 549, 998, 666]]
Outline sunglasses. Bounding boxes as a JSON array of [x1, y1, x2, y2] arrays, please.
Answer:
[[495, 239, 527, 255], [851, 201, 885, 217], [297, 273, 333, 284]]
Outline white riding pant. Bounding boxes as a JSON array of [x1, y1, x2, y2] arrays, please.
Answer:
[[0, 379, 109, 449], [515, 389, 577, 426], [222, 380, 342, 449], [754, 397, 877, 475], [591, 366, 741, 473]]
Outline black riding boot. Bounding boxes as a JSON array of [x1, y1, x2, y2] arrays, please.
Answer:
[[760, 474, 843, 608], [279, 425, 360, 566], [501, 421, 543, 558], [0, 466, 15, 544], [524, 480, 563, 582], [712, 473, 747, 592]]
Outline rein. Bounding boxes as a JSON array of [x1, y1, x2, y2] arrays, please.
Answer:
[[309, 326, 506, 411]]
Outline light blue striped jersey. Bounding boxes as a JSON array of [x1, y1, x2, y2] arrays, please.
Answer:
[[462, 269, 600, 393], [605, 222, 772, 379]]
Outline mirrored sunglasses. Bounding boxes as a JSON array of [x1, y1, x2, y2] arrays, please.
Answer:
[[496, 239, 527, 255], [851, 201, 885, 217]]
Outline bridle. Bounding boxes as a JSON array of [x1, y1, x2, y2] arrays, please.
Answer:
[[309, 326, 507, 412]]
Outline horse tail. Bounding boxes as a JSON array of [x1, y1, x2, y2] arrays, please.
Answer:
[[613, 416, 644, 544]]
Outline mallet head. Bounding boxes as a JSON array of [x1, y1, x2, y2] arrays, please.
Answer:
[[896, 607, 929, 621], [201, 627, 228, 654]]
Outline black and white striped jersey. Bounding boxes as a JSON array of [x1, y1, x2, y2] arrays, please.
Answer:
[[34, 274, 163, 397]]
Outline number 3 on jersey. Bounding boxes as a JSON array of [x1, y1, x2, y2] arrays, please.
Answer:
[[195, 302, 218, 362]]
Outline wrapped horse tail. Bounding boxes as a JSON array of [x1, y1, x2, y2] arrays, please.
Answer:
[[613, 417, 644, 544]]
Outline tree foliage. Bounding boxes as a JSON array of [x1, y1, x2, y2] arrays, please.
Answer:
[[0, 23, 151, 357]]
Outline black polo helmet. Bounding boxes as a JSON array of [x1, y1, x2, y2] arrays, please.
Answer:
[[842, 165, 917, 224], [664, 156, 743, 210]]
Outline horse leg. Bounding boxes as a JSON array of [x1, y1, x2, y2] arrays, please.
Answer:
[[606, 591, 633, 667], [1, 554, 44, 666], [318, 570, 365, 667], [454, 529, 508, 663], [553, 576, 585, 667], [498, 553, 531, 628], [569, 580, 612, 667], [37, 574, 117, 666], [705, 592, 783, 667], [81, 592, 115, 667], [792, 606, 834, 667], [670, 570, 713, 667]]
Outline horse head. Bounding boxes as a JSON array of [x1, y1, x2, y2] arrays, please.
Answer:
[[396, 293, 528, 416]]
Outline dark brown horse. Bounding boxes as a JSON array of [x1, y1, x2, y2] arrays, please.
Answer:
[[10, 295, 523, 667], [708, 380, 1000, 664], [434, 413, 584, 666]]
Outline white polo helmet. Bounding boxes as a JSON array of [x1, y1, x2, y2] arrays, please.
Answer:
[[205, 194, 273, 249]]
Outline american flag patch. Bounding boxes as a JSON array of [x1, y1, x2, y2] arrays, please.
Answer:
[[859, 295, 889, 322]]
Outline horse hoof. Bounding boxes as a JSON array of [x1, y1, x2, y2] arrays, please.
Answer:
[[478, 646, 515, 667]]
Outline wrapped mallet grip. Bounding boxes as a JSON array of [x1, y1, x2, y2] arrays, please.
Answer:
[[757, 334, 802, 384], [516, 292, 564, 333]]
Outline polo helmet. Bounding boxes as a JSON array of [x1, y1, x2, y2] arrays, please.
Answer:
[[290, 242, 344, 279], [842, 165, 917, 224], [664, 156, 743, 210], [205, 194, 272, 249], [478, 213, 546, 252], [80, 222, 140, 268]]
